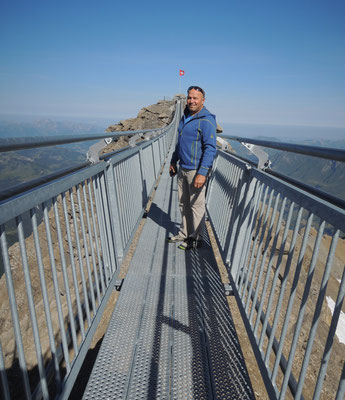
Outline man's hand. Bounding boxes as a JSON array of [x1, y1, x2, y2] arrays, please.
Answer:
[[194, 174, 206, 188], [169, 164, 177, 177]]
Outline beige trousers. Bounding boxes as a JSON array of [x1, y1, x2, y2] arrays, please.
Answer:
[[177, 168, 206, 240]]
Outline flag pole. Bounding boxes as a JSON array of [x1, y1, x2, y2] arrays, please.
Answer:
[[178, 69, 184, 93]]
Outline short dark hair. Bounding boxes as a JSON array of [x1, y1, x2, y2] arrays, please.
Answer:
[[187, 86, 205, 98]]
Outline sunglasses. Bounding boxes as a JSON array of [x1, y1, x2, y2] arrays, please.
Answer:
[[187, 86, 205, 97]]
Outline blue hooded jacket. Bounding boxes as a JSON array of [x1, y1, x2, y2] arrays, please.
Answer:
[[171, 106, 217, 176]]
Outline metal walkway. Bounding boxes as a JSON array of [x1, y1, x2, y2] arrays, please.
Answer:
[[1, 111, 345, 399], [83, 155, 255, 399]]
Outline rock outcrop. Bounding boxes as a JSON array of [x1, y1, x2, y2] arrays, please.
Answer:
[[102, 96, 182, 154], [106, 99, 177, 132]]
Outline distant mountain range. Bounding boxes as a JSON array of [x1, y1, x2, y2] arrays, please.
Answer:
[[220, 122, 345, 141], [270, 150, 345, 199], [0, 118, 111, 190], [0, 118, 106, 138], [0, 146, 86, 189], [229, 136, 345, 202]]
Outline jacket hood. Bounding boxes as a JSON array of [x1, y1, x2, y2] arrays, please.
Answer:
[[184, 106, 216, 120]]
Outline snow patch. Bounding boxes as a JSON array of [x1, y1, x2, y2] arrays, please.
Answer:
[[326, 296, 345, 345]]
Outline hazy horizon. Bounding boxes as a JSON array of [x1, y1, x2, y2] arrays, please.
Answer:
[[0, 112, 118, 128], [1, 109, 345, 130], [0, 113, 344, 141], [220, 122, 345, 141]]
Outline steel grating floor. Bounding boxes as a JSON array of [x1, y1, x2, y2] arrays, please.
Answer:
[[83, 156, 255, 399]]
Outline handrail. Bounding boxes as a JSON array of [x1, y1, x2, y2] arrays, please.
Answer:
[[207, 148, 345, 399], [267, 168, 345, 210], [0, 128, 171, 203], [0, 128, 164, 153], [219, 134, 345, 162], [216, 149, 345, 210], [0, 101, 182, 399], [0, 162, 90, 203]]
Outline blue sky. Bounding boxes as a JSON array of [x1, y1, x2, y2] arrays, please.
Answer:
[[1, 0, 345, 127]]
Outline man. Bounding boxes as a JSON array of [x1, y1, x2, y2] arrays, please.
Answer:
[[168, 86, 217, 250]]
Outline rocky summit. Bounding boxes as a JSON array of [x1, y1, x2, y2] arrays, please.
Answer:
[[106, 97, 183, 132], [102, 95, 184, 154]]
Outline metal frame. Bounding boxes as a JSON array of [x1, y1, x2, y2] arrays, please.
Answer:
[[218, 134, 345, 162], [207, 149, 345, 399], [0, 129, 163, 153], [1, 102, 344, 399], [0, 102, 181, 399]]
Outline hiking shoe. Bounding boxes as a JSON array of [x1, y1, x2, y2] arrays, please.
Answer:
[[167, 234, 185, 243], [178, 238, 201, 250]]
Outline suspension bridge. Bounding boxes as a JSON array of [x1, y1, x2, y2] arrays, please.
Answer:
[[0, 100, 344, 399]]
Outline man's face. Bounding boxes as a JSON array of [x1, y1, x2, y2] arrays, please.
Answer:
[[187, 89, 205, 115]]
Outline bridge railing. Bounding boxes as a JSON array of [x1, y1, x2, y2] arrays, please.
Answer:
[[207, 139, 345, 400], [0, 102, 181, 400]]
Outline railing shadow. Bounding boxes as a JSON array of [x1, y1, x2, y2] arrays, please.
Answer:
[[184, 232, 256, 399], [209, 167, 240, 255], [68, 338, 103, 399], [146, 176, 255, 398], [148, 202, 178, 234]]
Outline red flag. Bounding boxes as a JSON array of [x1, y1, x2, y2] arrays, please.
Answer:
[[179, 69, 185, 76]]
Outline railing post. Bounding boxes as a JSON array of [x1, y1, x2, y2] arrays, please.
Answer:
[[138, 147, 148, 207], [104, 160, 124, 262], [0, 225, 32, 398], [0, 342, 10, 400], [158, 133, 162, 165], [206, 153, 219, 206], [151, 142, 157, 180]]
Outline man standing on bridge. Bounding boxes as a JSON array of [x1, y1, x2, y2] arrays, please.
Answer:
[[168, 86, 217, 250]]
